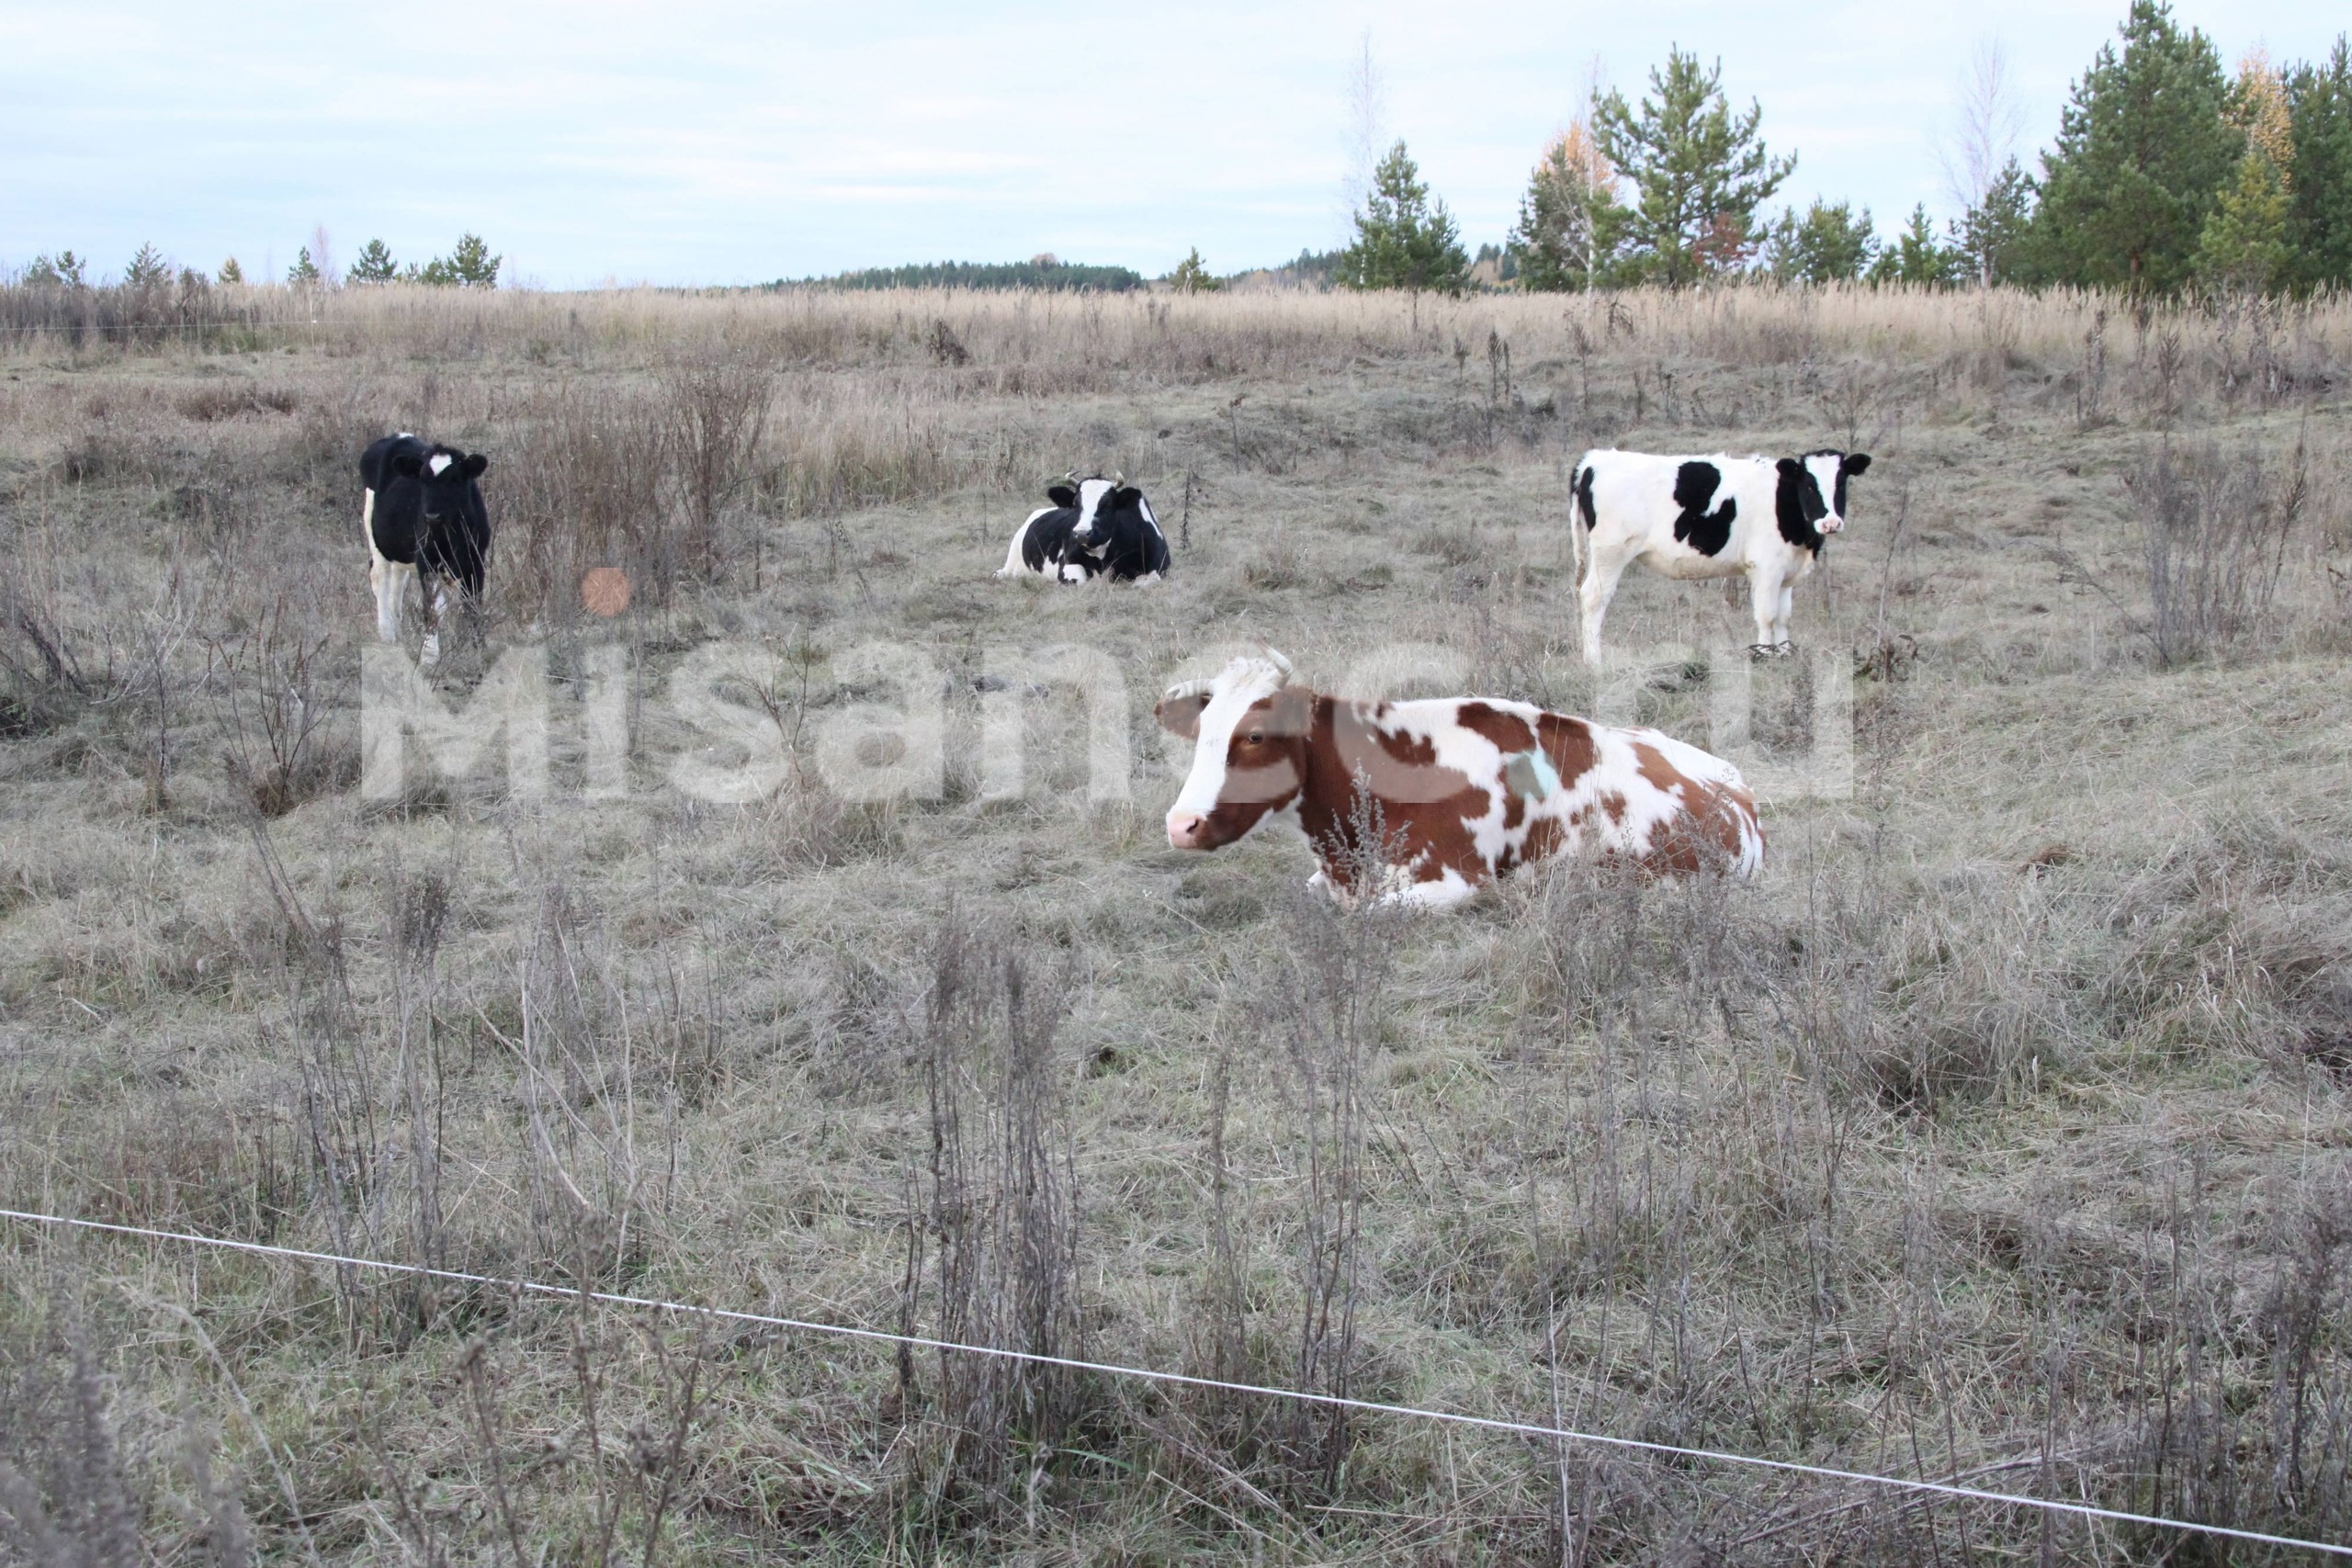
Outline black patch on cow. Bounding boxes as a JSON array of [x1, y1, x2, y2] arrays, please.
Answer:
[[1574, 464, 1598, 530], [1670, 461, 1737, 557], [1835, 451, 1871, 518], [1070, 484, 1170, 581], [1019, 508, 1085, 574], [361, 433, 492, 594], [1775, 458, 1828, 552]]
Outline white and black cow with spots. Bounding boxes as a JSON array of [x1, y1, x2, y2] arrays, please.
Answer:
[[361, 433, 491, 669], [1569, 447, 1871, 663], [994, 473, 1170, 582]]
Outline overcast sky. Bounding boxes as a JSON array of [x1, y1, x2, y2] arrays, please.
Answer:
[[5, 1, 2342, 288]]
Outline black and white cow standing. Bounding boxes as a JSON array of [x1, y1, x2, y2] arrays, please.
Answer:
[[994, 473, 1170, 582], [360, 434, 491, 669], [1569, 447, 1871, 663]]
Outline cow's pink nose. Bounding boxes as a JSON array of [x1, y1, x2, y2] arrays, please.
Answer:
[[1821, 516, 1845, 534], [1167, 812, 1207, 850]]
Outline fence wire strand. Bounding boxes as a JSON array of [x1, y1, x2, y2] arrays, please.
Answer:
[[2, 1205, 2345, 1559]]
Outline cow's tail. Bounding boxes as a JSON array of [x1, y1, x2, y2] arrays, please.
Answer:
[[1568, 457, 1589, 589]]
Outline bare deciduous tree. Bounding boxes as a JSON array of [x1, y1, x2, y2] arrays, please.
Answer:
[[1939, 39, 2030, 283], [1338, 31, 1388, 240]]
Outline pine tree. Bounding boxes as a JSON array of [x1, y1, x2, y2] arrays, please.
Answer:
[[347, 239, 399, 285], [2031, 1, 2236, 294], [217, 257, 244, 286], [2286, 37, 2352, 290], [1767, 199, 1877, 283], [2198, 152, 2293, 290], [1510, 122, 1629, 291], [27, 252, 87, 288], [287, 247, 322, 287], [1170, 248, 1222, 293], [1869, 205, 1958, 287], [1951, 159, 2035, 286], [443, 233, 501, 288], [1593, 48, 1793, 287], [123, 243, 170, 291], [1339, 141, 1471, 296]]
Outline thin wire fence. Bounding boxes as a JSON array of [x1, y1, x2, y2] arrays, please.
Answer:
[[5, 1205, 2346, 1560]]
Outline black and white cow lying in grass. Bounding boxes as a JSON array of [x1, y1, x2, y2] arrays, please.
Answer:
[[994, 474, 1170, 582], [1570, 447, 1871, 663], [361, 433, 491, 670]]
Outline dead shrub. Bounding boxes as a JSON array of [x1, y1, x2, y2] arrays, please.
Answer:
[[2133, 433, 2308, 667], [0, 1293, 146, 1567], [210, 589, 350, 817], [498, 382, 673, 624], [661, 353, 776, 579], [898, 911, 1085, 1527]]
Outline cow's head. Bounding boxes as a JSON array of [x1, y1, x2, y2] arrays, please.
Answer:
[[391, 444, 490, 522], [1774, 449, 1870, 544], [1067, 473, 1146, 552], [392, 443, 491, 592], [1157, 652, 1311, 852]]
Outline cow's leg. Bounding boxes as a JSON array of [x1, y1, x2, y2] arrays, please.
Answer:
[[372, 560, 411, 646], [418, 570, 449, 670], [1747, 568, 1785, 656], [364, 489, 404, 645], [1774, 581, 1797, 651], [1577, 546, 1635, 666]]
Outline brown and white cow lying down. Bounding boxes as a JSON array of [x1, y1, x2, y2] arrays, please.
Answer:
[[1156, 653, 1763, 908]]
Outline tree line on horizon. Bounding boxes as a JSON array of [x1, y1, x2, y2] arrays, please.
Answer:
[[13, 2, 2346, 306], [1322, 2, 2350, 300], [15, 232, 501, 293]]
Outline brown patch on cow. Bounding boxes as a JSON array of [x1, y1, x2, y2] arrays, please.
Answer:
[[1370, 724, 1439, 771], [1521, 816, 1566, 864], [1500, 791, 1525, 830], [1297, 698, 1492, 895], [1599, 791, 1628, 824], [1630, 741, 1692, 800], [1535, 712, 1600, 790], [1622, 741, 1759, 873], [1455, 701, 1536, 757], [1641, 775, 1759, 874]]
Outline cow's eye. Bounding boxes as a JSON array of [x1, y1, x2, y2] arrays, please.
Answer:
[[1245, 730, 1264, 745]]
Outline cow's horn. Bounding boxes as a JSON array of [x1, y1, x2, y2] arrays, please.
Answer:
[[1112, 469, 1125, 487], [1162, 676, 1216, 701], [1262, 647, 1293, 678]]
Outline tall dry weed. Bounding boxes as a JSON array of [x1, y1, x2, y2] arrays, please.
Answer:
[[2133, 433, 2308, 667]]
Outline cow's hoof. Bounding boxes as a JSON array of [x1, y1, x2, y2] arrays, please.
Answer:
[[1775, 642, 1796, 659], [1746, 643, 1776, 660]]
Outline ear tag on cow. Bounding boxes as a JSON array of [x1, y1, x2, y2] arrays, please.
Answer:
[[1503, 749, 1561, 804]]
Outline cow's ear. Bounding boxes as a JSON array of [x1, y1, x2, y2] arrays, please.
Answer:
[[391, 451, 424, 477], [1112, 486, 1143, 509], [1047, 484, 1078, 508], [1842, 453, 1871, 476], [1155, 691, 1210, 740], [1776, 457, 1802, 477], [461, 452, 489, 479]]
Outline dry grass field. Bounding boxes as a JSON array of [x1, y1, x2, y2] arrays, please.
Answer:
[[2, 281, 2349, 1565]]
